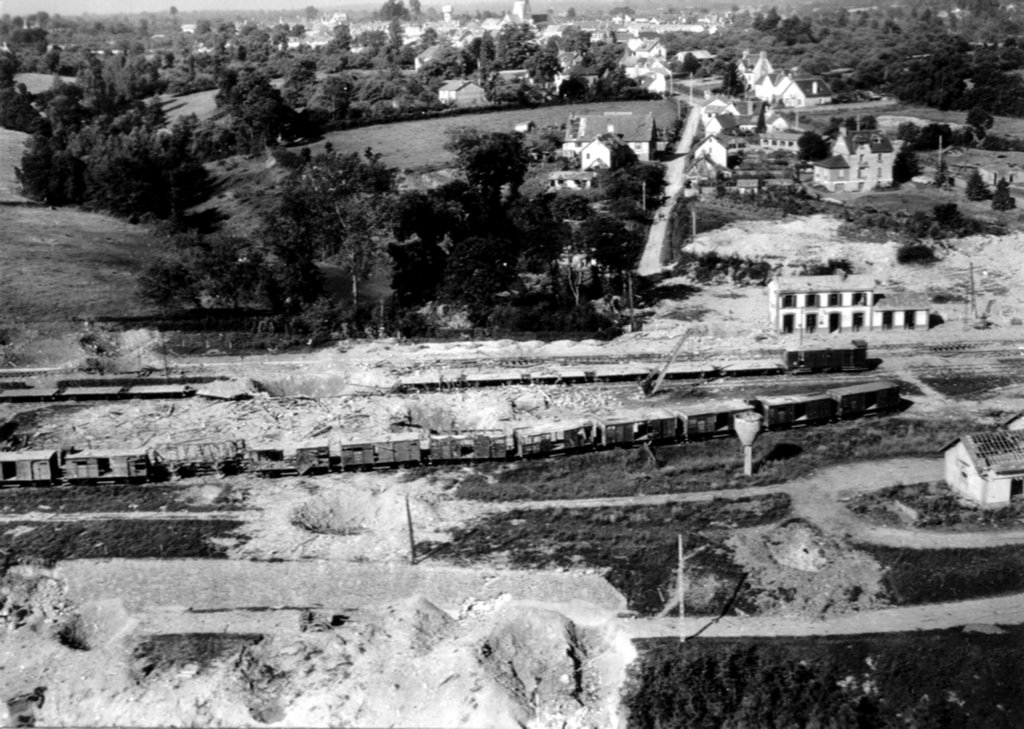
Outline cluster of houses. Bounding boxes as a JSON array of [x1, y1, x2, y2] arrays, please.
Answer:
[[684, 51, 895, 195], [548, 110, 659, 190]]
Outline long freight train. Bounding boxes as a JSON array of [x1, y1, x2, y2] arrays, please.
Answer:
[[0, 342, 875, 403], [0, 380, 901, 487]]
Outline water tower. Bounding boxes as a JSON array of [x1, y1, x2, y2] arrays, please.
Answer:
[[734, 411, 762, 476]]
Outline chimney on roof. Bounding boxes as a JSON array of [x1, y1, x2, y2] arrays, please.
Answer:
[[812, 81, 818, 94]]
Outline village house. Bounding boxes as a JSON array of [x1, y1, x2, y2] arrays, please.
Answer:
[[943, 431, 1024, 507], [767, 274, 930, 334], [759, 130, 803, 153], [777, 76, 833, 107], [738, 50, 774, 88], [562, 112, 658, 162], [579, 134, 634, 170], [752, 71, 790, 102], [813, 128, 896, 192], [547, 170, 598, 190], [438, 79, 487, 106], [705, 113, 741, 136], [414, 44, 443, 71]]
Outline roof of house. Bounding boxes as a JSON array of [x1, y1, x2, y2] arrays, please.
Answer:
[[949, 431, 1024, 474], [710, 113, 739, 129], [772, 274, 875, 293], [845, 130, 895, 154], [416, 44, 442, 61], [583, 133, 629, 151], [814, 155, 850, 170], [788, 76, 833, 98], [438, 79, 483, 93], [564, 112, 657, 144], [761, 131, 803, 141], [0, 450, 58, 461], [872, 292, 931, 311]]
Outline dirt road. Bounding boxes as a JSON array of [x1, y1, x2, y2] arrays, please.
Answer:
[[638, 104, 700, 276]]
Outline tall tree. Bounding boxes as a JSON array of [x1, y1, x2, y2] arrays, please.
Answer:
[[444, 127, 528, 207], [992, 178, 1016, 211], [965, 169, 991, 200]]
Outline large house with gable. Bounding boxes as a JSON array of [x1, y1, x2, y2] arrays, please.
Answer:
[[812, 128, 896, 192], [562, 112, 658, 162]]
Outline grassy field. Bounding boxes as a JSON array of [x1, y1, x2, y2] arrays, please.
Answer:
[[455, 414, 976, 502], [0, 519, 246, 562], [862, 543, 1024, 605], [417, 493, 790, 615], [628, 630, 1024, 728], [0, 483, 246, 514], [12, 72, 75, 95], [311, 98, 680, 170], [0, 204, 159, 326], [0, 127, 29, 202], [159, 89, 220, 125]]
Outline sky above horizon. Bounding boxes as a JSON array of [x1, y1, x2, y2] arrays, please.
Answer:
[[1, 0, 391, 18]]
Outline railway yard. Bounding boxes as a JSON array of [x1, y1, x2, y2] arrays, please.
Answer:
[[4, 209, 1024, 725], [3, 326, 1024, 726]]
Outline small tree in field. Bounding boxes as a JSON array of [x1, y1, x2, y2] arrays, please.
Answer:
[[933, 158, 950, 187], [992, 179, 1016, 211], [965, 169, 991, 200]]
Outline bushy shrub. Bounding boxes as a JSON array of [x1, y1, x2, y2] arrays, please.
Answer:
[[897, 242, 937, 264]]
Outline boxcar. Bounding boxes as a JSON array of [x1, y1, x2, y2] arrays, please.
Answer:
[[0, 450, 60, 486], [514, 419, 598, 457], [784, 340, 868, 374], [0, 388, 61, 403], [599, 410, 679, 447], [63, 449, 149, 483], [753, 393, 836, 430], [155, 440, 246, 477], [676, 400, 754, 440], [338, 435, 423, 469], [249, 442, 331, 476], [428, 431, 509, 462], [827, 381, 901, 419], [125, 384, 194, 399]]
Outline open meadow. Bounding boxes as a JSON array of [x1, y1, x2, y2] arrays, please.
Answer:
[[310, 98, 681, 170]]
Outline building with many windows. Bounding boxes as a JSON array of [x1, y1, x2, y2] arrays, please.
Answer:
[[767, 275, 930, 334]]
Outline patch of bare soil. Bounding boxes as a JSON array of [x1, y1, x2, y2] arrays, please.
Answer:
[[725, 519, 888, 619], [0, 593, 634, 728]]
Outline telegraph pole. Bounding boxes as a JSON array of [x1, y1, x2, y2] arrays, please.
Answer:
[[405, 495, 416, 565], [677, 534, 685, 643]]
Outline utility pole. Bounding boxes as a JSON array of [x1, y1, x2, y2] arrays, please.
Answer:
[[691, 207, 697, 238], [405, 495, 416, 565], [641, 180, 647, 212], [627, 273, 636, 332], [969, 261, 977, 320], [677, 534, 685, 643]]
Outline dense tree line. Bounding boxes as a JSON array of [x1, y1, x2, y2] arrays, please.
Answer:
[[138, 130, 659, 339]]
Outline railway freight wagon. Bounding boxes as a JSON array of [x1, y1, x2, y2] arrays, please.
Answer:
[[0, 450, 59, 486], [248, 442, 331, 476], [754, 393, 836, 430], [676, 400, 754, 439], [514, 419, 599, 457], [600, 410, 678, 447], [827, 381, 901, 418], [427, 431, 509, 462], [337, 435, 422, 469], [784, 340, 868, 374], [63, 449, 149, 483]]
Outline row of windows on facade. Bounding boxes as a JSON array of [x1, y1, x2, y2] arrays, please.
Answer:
[[779, 292, 873, 308], [780, 310, 918, 334]]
